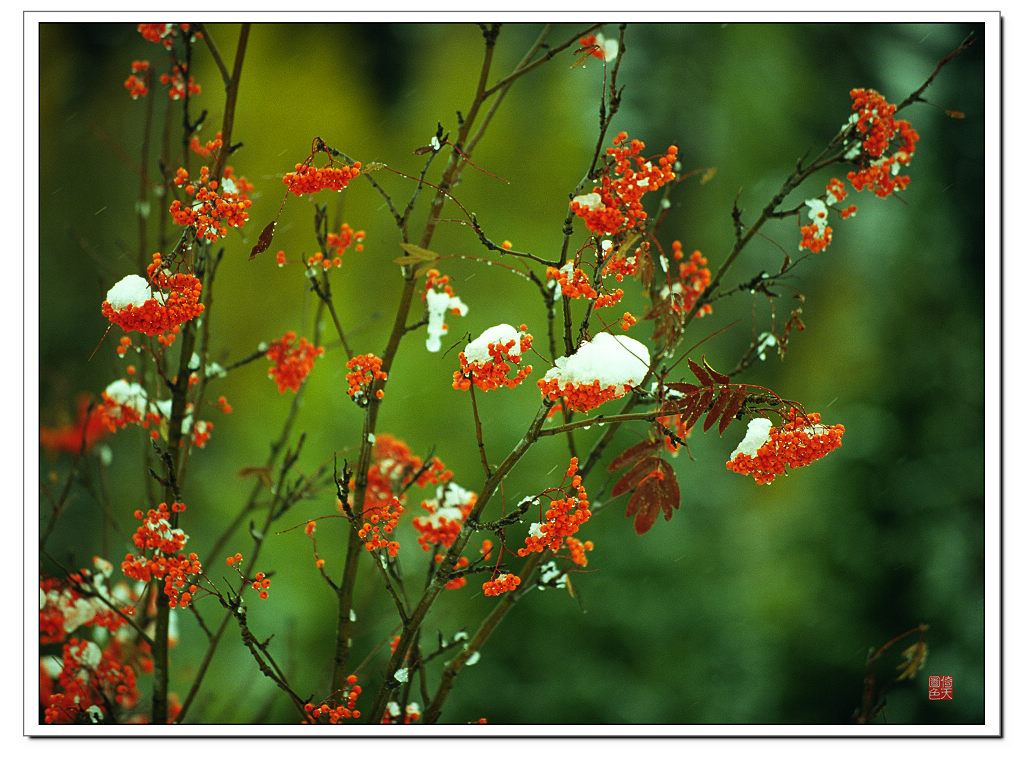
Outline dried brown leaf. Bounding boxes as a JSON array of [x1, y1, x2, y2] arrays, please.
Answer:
[[249, 220, 277, 261], [237, 466, 273, 489]]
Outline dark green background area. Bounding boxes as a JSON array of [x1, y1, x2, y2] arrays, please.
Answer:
[[37, 21, 987, 725]]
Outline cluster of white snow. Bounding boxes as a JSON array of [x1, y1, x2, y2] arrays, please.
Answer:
[[105, 275, 153, 309], [425, 289, 468, 353], [729, 418, 773, 460], [542, 332, 650, 389]]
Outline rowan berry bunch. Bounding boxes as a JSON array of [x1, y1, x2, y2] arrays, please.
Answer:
[[303, 675, 363, 724], [422, 268, 468, 352], [662, 242, 712, 317], [169, 165, 254, 242], [124, 24, 202, 101], [536, 333, 650, 412], [124, 60, 149, 98], [101, 252, 205, 346], [265, 331, 325, 393], [452, 325, 534, 391], [518, 458, 593, 560], [120, 502, 203, 609], [570, 131, 678, 235], [726, 409, 846, 485], [305, 223, 368, 271], [283, 161, 361, 196], [792, 87, 918, 255], [412, 487, 476, 552], [43, 638, 140, 724], [38, 21, 973, 728], [357, 497, 405, 557], [481, 572, 521, 597], [346, 353, 388, 404], [162, 64, 200, 101]]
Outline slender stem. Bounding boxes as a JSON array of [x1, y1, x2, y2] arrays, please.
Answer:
[[468, 379, 491, 478], [481, 24, 600, 99], [153, 26, 250, 724], [306, 267, 355, 360], [330, 518, 366, 693], [538, 409, 667, 438], [211, 24, 250, 185], [195, 23, 231, 86], [895, 32, 976, 112], [422, 551, 544, 723], [137, 68, 154, 269], [463, 24, 551, 157]]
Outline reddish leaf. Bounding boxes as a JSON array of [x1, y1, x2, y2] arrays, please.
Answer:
[[702, 358, 731, 385], [625, 459, 680, 535], [718, 389, 747, 435], [660, 399, 687, 417], [608, 439, 661, 472], [628, 489, 660, 535], [656, 459, 680, 523], [664, 381, 700, 397], [661, 383, 701, 419], [612, 456, 660, 498], [685, 388, 714, 429], [704, 388, 735, 433], [645, 298, 684, 347], [688, 358, 711, 386]]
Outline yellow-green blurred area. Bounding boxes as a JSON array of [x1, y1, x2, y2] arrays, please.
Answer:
[[37, 21, 986, 725]]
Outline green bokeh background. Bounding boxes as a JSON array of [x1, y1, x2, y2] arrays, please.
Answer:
[[37, 21, 987, 726]]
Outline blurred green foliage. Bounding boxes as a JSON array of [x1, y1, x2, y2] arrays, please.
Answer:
[[37, 21, 986, 725]]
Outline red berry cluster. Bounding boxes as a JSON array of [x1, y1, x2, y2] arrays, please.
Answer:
[[452, 329, 534, 392], [726, 408, 846, 485], [170, 165, 253, 242], [482, 572, 521, 597], [846, 88, 919, 199], [121, 502, 203, 609], [283, 161, 361, 195], [101, 253, 205, 346], [265, 331, 324, 393], [662, 242, 712, 317], [346, 353, 388, 403], [358, 497, 404, 557], [303, 675, 362, 724], [518, 457, 592, 559], [571, 131, 678, 235]]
